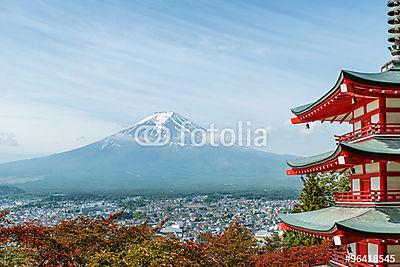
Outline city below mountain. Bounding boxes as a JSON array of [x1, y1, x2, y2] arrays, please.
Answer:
[[0, 112, 298, 193]]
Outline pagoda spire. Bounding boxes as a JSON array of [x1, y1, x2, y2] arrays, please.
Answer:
[[384, 0, 400, 70], [388, 1, 400, 60]]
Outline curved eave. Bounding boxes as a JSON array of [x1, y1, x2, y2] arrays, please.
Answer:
[[279, 206, 370, 236], [291, 69, 400, 124], [280, 221, 338, 238], [280, 207, 400, 237], [286, 145, 345, 175], [287, 148, 341, 168], [291, 71, 345, 116], [287, 138, 400, 175]]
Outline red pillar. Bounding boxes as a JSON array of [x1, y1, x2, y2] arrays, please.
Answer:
[[380, 161, 388, 192], [379, 97, 388, 201], [379, 97, 386, 126], [377, 242, 387, 267], [358, 241, 368, 257]]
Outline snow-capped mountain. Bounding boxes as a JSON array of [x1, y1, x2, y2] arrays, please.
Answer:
[[102, 112, 205, 150], [0, 112, 298, 193]]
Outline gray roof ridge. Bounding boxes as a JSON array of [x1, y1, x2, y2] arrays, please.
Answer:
[[335, 207, 373, 226], [287, 145, 342, 168]]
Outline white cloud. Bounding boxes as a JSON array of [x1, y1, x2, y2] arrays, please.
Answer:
[[0, 132, 18, 147], [0, 0, 387, 162], [0, 99, 121, 156]]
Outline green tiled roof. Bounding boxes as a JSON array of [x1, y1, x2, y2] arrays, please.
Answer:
[[339, 208, 400, 234], [291, 103, 314, 115], [280, 207, 400, 234], [291, 69, 400, 116], [280, 206, 370, 233], [345, 69, 400, 86], [343, 137, 400, 155], [288, 150, 338, 168], [288, 138, 400, 168]]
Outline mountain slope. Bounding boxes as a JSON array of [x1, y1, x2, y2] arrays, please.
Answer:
[[0, 112, 298, 193]]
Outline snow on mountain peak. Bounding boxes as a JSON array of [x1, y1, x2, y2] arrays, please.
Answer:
[[134, 111, 175, 126], [102, 112, 205, 149]]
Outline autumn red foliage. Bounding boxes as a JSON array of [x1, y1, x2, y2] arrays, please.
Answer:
[[256, 240, 334, 267], [0, 210, 335, 266]]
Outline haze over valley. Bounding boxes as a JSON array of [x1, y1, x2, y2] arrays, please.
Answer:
[[0, 112, 298, 193]]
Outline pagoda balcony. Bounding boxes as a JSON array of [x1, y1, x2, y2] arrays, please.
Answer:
[[334, 190, 400, 206], [335, 123, 400, 144]]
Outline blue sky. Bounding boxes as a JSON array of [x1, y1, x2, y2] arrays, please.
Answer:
[[0, 0, 390, 162]]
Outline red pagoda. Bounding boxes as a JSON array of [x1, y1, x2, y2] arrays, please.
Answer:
[[280, 1, 400, 266]]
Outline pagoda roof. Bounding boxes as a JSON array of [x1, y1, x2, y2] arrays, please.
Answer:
[[291, 68, 400, 124], [344, 69, 400, 86], [287, 137, 400, 174], [288, 150, 337, 168], [280, 206, 400, 236]]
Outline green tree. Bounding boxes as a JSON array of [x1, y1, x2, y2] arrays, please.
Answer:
[[281, 172, 350, 247], [293, 174, 329, 213], [293, 172, 350, 213]]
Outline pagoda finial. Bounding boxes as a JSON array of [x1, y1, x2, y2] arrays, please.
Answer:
[[388, 1, 400, 60], [384, 0, 400, 71]]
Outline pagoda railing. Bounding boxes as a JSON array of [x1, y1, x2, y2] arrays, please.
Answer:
[[334, 190, 400, 206], [335, 123, 400, 144]]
